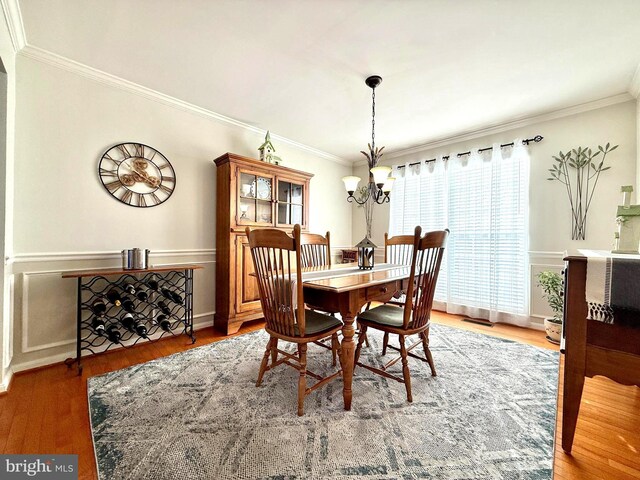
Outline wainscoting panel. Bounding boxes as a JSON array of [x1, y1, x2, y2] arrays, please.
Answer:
[[21, 271, 77, 353], [529, 251, 565, 321], [10, 250, 217, 372]]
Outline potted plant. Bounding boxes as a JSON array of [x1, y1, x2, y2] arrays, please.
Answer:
[[537, 271, 564, 344]]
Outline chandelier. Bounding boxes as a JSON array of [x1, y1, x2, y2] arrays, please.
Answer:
[[342, 75, 394, 205]]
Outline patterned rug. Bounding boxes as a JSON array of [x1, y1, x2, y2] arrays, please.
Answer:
[[88, 324, 559, 479]]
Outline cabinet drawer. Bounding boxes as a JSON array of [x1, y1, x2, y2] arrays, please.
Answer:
[[365, 281, 400, 301]]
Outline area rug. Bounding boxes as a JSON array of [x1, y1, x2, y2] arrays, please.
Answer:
[[88, 325, 559, 479]]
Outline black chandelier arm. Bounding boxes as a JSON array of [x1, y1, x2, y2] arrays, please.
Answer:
[[346, 192, 370, 205]]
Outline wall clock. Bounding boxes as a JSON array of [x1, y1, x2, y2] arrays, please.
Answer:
[[98, 142, 176, 207]]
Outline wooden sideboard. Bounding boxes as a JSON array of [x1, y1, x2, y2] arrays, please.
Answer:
[[561, 255, 640, 452], [213, 153, 313, 334]]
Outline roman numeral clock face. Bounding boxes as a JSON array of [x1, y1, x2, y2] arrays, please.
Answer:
[[98, 143, 176, 207]]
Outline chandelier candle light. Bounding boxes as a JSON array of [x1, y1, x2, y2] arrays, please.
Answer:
[[342, 75, 395, 205]]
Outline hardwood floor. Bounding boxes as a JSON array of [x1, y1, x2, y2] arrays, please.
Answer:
[[1, 312, 638, 479]]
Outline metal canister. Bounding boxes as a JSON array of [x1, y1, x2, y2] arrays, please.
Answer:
[[132, 248, 144, 269], [133, 248, 150, 269], [121, 249, 134, 270]]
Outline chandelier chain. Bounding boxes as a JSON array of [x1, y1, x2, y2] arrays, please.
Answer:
[[371, 87, 376, 153]]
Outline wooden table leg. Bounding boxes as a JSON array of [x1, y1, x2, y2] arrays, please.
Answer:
[[562, 364, 585, 453], [339, 312, 356, 411], [562, 257, 588, 453]]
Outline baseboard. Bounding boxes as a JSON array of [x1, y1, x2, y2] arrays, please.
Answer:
[[11, 313, 215, 375], [461, 317, 494, 327], [0, 366, 14, 394]]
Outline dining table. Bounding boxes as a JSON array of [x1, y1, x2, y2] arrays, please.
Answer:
[[300, 262, 413, 410]]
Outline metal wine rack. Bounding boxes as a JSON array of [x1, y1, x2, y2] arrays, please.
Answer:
[[62, 265, 202, 375]]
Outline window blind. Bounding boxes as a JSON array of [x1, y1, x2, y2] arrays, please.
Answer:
[[389, 142, 529, 324]]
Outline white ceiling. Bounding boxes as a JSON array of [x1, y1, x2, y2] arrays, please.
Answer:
[[17, 0, 640, 161]]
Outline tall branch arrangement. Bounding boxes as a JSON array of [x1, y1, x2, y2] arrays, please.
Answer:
[[547, 143, 617, 240], [358, 144, 385, 239]]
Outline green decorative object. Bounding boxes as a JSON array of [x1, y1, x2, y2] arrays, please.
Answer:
[[547, 143, 617, 240], [613, 185, 640, 253], [258, 131, 282, 165], [537, 271, 563, 323], [537, 270, 564, 344]]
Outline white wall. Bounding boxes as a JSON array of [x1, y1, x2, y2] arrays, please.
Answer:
[[637, 99, 640, 195], [0, 9, 16, 392], [10, 55, 353, 370], [353, 100, 637, 324]]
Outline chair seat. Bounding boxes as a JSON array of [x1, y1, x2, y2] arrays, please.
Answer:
[[295, 309, 343, 336], [357, 304, 405, 328]]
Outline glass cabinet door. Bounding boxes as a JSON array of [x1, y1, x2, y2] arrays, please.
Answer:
[[238, 172, 273, 224], [276, 180, 304, 226]]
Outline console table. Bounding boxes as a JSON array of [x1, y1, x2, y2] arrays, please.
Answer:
[[62, 264, 202, 374], [561, 255, 640, 452]]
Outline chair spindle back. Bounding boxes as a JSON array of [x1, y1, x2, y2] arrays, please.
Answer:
[[384, 232, 415, 266], [246, 225, 306, 337], [402, 228, 449, 330], [300, 231, 331, 268]]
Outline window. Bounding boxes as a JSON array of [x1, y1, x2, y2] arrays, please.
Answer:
[[389, 141, 529, 324]]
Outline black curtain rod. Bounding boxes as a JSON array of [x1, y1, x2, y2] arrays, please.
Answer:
[[395, 135, 543, 169]]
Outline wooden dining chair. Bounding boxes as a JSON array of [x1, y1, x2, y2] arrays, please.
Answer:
[[361, 231, 417, 346], [354, 227, 449, 402], [385, 232, 416, 266], [300, 230, 342, 362], [246, 225, 343, 416], [300, 231, 331, 268]]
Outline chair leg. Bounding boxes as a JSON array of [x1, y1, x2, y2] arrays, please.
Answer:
[[357, 321, 370, 348], [331, 333, 339, 367], [399, 335, 413, 402], [354, 325, 368, 365], [270, 338, 279, 365], [420, 330, 437, 376], [297, 343, 308, 416], [382, 332, 389, 355], [256, 337, 273, 387]]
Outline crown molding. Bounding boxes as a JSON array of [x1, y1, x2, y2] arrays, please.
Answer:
[[373, 92, 635, 163], [630, 62, 640, 99], [0, 0, 26, 52], [19, 45, 350, 166]]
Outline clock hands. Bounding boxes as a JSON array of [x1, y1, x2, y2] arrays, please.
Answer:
[[121, 158, 161, 188]]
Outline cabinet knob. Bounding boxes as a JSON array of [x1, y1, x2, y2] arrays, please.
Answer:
[[380, 286, 388, 294]]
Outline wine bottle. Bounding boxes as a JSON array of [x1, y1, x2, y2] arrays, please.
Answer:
[[121, 312, 135, 331], [161, 288, 174, 301], [106, 324, 121, 343], [106, 288, 122, 306], [91, 316, 106, 335], [123, 283, 136, 295], [136, 288, 149, 302], [147, 279, 159, 291], [121, 297, 136, 313], [91, 299, 107, 316], [170, 291, 184, 305], [158, 301, 171, 315], [157, 315, 171, 332], [133, 319, 147, 337]]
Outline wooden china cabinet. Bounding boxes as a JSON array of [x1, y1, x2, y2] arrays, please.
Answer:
[[214, 153, 313, 334]]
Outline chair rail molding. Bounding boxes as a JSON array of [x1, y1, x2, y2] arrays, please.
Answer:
[[11, 248, 216, 264]]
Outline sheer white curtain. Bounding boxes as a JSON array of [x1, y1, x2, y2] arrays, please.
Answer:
[[389, 140, 530, 326]]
